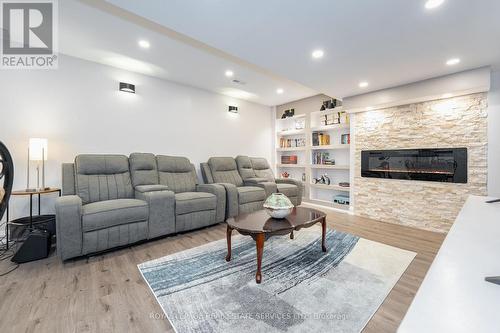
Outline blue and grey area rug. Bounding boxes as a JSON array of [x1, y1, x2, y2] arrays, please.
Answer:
[[139, 226, 415, 333]]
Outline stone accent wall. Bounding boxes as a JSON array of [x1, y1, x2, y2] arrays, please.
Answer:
[[353, 93, 488, 233]]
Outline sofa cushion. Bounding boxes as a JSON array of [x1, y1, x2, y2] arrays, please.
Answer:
[[157, 156, 198, 193], [208, 157, 244, 186], [175, 192, 216, 215], [82, 199, 148, 232], [75, 155, 134, 204], [277, 183, 299, 198], [237, 186, 266, 204]]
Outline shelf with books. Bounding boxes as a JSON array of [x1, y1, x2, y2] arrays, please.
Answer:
[[273, 102, 352, 213], [276, 164, 307, 168], [310, 124, 350, 132], [311, 144, 349, 150], [276, 147, 306, 152], [277, 129, 306, 136], [310, 164, 350, 170], [310, 108, 350, 130]]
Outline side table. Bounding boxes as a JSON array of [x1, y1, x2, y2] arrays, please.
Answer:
[[5, 188, 61, 250]]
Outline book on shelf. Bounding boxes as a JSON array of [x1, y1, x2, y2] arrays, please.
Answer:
[[281, 155, 298, 164], [341, 133, 350, 144], [312, 132, 319, 146], [313, 132, 330, 146]]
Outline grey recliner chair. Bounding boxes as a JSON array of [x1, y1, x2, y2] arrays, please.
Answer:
[[235, 156, 303, 206], [130, 153, 226, 232], [55, 155, 173, 261], [201, 157, 267, 218]]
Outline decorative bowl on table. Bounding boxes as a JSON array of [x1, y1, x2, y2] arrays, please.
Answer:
[[263, 193, 294, 219]]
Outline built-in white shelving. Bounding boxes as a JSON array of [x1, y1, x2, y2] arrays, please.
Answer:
[[277, 129, 306, 136], [309, 183, 350, 192], [276, 147, 307, 152], [310, 164, 350, 170], [310, 124, 350, 132], [276, 164, 307, 168], [275, 106, 352, 212], [311, 144, 349, 150]]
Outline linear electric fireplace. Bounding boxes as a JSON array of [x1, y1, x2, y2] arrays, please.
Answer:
[[361, 148, 467, 183]]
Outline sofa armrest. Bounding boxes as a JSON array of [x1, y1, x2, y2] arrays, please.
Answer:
[[55, 195, 83, 261], [135, 189, 175, 238], [197, 184, 226, 223], [276, 178, 303, 205], [135, 184, 169, 193], [214, 183, 239, 218], [252, 181, 277, 197], [243, 177, 269, 185]]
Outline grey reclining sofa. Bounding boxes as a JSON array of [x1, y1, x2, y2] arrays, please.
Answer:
[[55, 154, 225, 261], [201, 157, 267, 217], [235, 156, 303, 206], [129, 153, 225, 232]]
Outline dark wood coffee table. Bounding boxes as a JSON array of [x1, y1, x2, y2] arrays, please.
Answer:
[[225, 207, 327, 283]]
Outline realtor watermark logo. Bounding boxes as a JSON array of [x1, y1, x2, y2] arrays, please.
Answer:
[[1, 0, 58, 69]]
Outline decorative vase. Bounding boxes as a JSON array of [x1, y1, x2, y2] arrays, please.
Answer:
[[263, 193, 294, 219]]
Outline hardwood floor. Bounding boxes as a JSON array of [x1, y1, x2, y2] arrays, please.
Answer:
[[0, 210, 445, 333]]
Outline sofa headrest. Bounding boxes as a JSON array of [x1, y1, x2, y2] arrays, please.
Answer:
[[250, 157, 271, 170], [208, 157, 237, 172], [129, 153, 156, 171], [235, 155, 252, 169], [157, 155, 193, 173], [75, 155, 129, 175]]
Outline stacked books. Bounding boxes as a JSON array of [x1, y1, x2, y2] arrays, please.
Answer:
[[281, 155, 298, 164]]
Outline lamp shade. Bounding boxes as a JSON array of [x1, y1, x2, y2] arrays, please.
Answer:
[[29, 138, 48, 161]]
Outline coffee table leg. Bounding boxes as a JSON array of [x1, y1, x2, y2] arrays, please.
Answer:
[[225, 225, 233, 262], [290, 230, 294, 239], [321, 218, 327, 252], [255, 233, 265, 284]]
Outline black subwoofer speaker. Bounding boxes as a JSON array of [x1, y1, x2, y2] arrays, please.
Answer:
[[11, 229, 52, 264]]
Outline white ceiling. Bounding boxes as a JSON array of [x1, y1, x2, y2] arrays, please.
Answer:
[[104, 0, 500, 100], [58, 1, 317, 106], [57, 0, 500, 106]]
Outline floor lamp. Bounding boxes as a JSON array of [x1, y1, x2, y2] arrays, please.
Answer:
[[27, 138, 49, 191]]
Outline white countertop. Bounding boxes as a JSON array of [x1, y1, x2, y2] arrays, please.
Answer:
[[398, 195, 500, 333]]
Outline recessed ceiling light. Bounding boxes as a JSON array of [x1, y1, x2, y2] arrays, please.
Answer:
[[138, 40, 150, 49], [425, 0, 444, 9], [359, 81, 369, 88], [446, 58, 460, 66], [276, 88, 284, 94], [225, 70, 234, 77], [311, 50, 324, 59]]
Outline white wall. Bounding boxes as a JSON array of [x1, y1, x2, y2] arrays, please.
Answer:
[[488, 70, 500, 197], [1, 55, 273, 221]]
